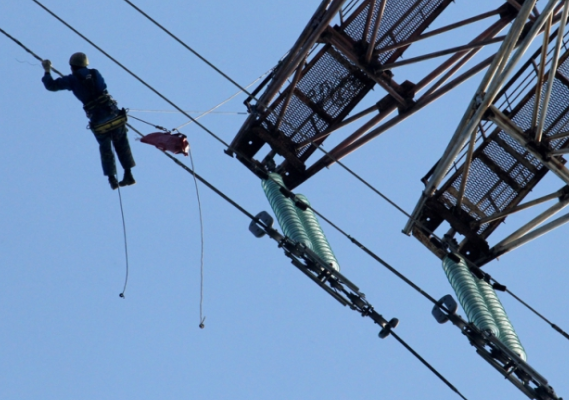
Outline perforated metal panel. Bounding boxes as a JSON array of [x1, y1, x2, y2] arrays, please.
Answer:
[[231, 0, 452, 180], [261, 0, 449, 163], [434, 48, 569, 241], [262, 45, 370, 159], [344, 0, 446, 64]]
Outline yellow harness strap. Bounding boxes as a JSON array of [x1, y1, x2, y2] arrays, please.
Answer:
[[91, 109, 128, 135]]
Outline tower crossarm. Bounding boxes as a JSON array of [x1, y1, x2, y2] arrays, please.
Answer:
[[410, 9, 569, 265], [230, 0, 465, 187]]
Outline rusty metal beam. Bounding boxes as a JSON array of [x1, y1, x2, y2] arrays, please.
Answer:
[[229, 0, 339, 151], [455, 127, 478, 211], [477, 187, 566, 225], [365, 0, 387, 63], [328, 54, 498, 162], [419, 17, 512, 96], [374, 8, 503, 56], [492, 210, 569, 258], [275, 58, 307, 132], [491, 196, 569, 253], [531, 12, 552, 132], [323, 27, 408, 105], [404, 0, 548, 235], [537, 2, 569, 143], [316, 17, 510, 160], [380, 36, 506, 71], [362, 0, 375, 42], [295, 103, 379, 150], [257, 0, 346, 110], [301, 52, 497, 185], [489, 105, 569, 184]]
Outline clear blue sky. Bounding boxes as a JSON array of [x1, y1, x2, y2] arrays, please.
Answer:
[[1, 1, 568, 399]]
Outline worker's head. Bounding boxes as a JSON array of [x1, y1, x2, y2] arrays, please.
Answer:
[[69, 52, 89, 71]]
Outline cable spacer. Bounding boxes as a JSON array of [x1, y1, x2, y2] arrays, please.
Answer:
[[379, 318, 399, 339]]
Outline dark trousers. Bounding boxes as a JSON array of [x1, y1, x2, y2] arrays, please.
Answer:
[[92, 125, 136, 177]]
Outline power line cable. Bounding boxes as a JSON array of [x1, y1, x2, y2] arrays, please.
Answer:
[[122, 0, 253, 96], [174, 69, 273, 131], [124, 122, 469, 400], [0, 27, 64, 76], [31, 0, 232, 150], [25, 1, 569, 342], [0, 27, 545, 398], [117, 2, 569, 343], [128, 109, 246, 115], [390, 331, 468, 400]]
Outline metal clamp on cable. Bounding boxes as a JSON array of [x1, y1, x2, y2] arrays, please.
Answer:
[[432, 294, 561, 400], [249, 211, 399, 341], [249, 211, 284, 243]]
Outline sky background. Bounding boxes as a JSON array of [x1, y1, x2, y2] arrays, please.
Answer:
[[1, 1, 568, 399]]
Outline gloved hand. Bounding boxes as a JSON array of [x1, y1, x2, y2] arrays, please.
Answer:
[[42, 59, 52, 73]]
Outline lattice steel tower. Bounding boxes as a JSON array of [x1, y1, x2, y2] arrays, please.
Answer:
[[230, 0, 569, 269]]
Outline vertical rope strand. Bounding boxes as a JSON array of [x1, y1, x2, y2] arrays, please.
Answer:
[[188, 146, 206, 329], [117, 184, 130, 298]]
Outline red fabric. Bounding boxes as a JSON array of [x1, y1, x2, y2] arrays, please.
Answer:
[[140, 132, 189, 156]]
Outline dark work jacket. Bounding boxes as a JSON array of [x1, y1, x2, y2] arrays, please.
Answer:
[[42, 68, 118, 123], [42, 67, 107, 105]]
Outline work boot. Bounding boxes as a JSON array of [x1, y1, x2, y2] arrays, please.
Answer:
[[119, 169, 136, 187], [108, 175, 119, 190]]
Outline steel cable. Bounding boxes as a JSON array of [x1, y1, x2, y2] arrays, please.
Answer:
[[19, 4, 569, 344]]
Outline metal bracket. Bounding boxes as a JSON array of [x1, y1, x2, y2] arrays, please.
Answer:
[[432, 295, 561, 400], [249, 210, 398, 340], [249, 211, 274, 238]]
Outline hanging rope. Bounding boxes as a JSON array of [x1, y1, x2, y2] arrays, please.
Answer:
[[174, 69, 272, 131], [10, 8, 569, 344], [187, 143, 206, 329], [171, 128, 207, 329], [129, 109, 246, 115], [117, 185, 130, 298], [4, 26, 539, 398], [125, 111, 207, 326], [17, 0, 569, 346], [0, 27, 132, 298]]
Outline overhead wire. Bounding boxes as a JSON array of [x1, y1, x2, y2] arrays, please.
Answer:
[[122, 0, 253, 96], [2, 22, 471, 400], [125, 121, 470, 400], [129, 109, 246, 115], [28, 0, 569, 339], [116, 0, 569, 342], [24, 0, 569, 348], [31, 0, 233, 150], [174, 69, 273, 131]]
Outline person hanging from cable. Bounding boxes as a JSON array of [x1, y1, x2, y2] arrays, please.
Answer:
[[41, 52, 136, 190]]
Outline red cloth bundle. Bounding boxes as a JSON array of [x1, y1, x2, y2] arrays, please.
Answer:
[[140, 132, 189, 156]]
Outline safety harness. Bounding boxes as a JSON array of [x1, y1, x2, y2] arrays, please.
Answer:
[[89, 106, 128, 134], [77, 69, 128, 135]]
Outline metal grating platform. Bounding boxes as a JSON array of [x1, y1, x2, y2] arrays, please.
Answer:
[[416, 34, 569, 263], [231, 0, 452, 186]]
